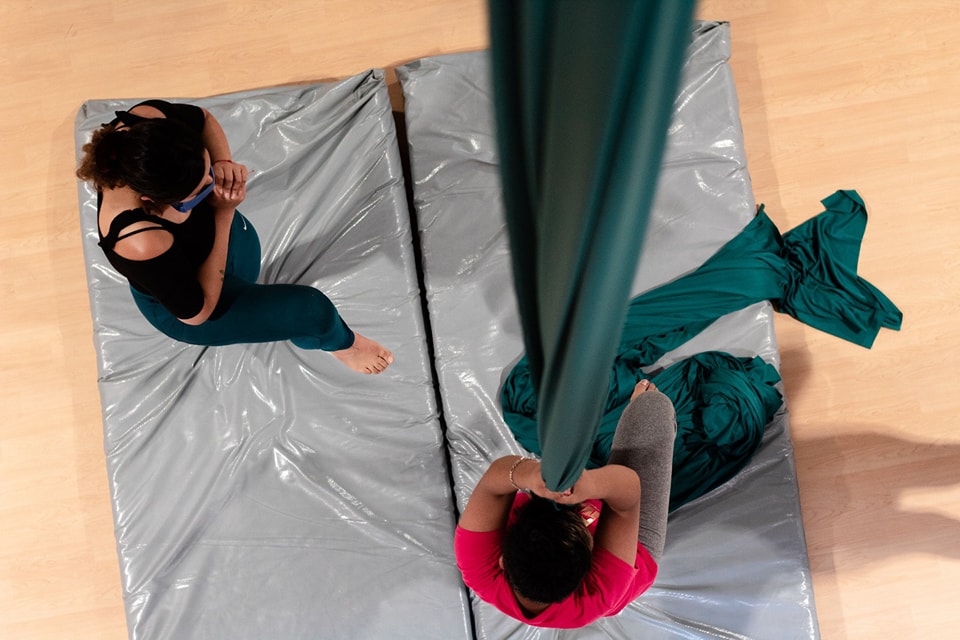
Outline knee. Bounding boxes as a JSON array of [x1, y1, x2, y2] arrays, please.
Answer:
[[630, 389, 675, 417], [624, 390, 677, 438]]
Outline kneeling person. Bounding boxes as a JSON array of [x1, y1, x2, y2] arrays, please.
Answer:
[[455, 381, 676, 628]]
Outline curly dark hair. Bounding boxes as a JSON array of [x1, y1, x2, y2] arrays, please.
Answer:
[[501, 496, 593, 604], [76, 117, 205, 208]]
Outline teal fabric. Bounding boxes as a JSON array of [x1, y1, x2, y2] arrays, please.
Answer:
[[489, 0, 697, 490], [503, 191, 902, 509]]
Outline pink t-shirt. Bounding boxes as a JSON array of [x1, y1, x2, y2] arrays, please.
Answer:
[[454, 493, 658, 629]]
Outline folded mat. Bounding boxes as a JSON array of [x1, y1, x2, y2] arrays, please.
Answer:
[[74, 72, 471, 640], [398, 22, 820, 639]]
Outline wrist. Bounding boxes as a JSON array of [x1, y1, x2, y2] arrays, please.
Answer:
[[508, 456, 535, 493], [213, 204, 237, 218], [213, 158, 233, 166]]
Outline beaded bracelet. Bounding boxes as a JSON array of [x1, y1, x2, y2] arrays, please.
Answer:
[[508, 456, 535, 492], [213, 159, 234, 166]]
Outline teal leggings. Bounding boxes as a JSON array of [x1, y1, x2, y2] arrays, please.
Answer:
[[131, 212, 354, 350]]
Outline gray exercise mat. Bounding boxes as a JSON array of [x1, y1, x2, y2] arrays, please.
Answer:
[[75, 72, 471, 640], [398, 22, 819, 639]]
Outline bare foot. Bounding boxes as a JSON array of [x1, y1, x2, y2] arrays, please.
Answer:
[[332, 333, 394, 374], [630, 379, 657, 401]]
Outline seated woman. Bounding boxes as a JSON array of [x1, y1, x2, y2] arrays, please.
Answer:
[[455, 380, 676, 628], [77, 99, 392, 373]]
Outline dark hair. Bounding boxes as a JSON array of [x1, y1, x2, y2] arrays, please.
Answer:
[[501, 496, 593, 604], [76, 117, 205, 207]]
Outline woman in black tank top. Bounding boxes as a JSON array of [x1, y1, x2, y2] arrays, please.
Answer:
[[76, 100, 393, 374]]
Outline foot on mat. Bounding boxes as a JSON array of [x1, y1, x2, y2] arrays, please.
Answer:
[[332, 333, 394, 374]]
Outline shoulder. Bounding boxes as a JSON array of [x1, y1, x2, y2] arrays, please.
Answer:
[[454, 525, 503, 564], [113, 223, 174, 261], [130, 100, 207, 131], [128, 102, 167, 120], [454, 526, 522, 616], [572, 543, 657, 619], [99, 195, 174, 261], [579, 543, 653, 602], [576, 547, 637, 602], [454, 526, 504, 588], [589, 546, 639, 579]]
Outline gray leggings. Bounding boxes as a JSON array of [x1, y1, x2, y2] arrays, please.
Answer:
[[607, 389, 677, 564]]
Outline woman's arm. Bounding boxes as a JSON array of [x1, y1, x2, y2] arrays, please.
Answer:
[[176, 109, 249, 325], [179, 189, 243, 326], [461, 455, 641, 565], [459, 456, 549, 533], [554, 465, 641, 566], [200, 108, 248, 199]]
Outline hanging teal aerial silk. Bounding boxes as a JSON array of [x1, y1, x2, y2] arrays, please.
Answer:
[[502, 191, 903, 509], [489, 0, 698, 491]]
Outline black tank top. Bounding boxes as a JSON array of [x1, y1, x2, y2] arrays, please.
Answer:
[[98, 202, 216, 319]]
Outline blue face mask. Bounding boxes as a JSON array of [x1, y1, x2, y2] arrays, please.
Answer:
[[171, 168, 215, 213]]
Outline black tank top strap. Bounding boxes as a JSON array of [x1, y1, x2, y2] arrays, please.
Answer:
[[115, 225, 168, 242], [98, 208, 172, 250]]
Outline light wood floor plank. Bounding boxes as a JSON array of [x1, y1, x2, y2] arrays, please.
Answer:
[[2, 2, 957, 638]]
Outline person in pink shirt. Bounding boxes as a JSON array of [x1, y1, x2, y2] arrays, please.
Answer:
[[455, 380, 676, 629]]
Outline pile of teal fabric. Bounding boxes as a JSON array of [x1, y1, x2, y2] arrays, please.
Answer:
[[502, 191, 902, 510]]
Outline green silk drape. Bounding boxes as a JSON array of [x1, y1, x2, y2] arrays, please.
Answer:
[[489, 0, 698, 490], [503, 191, 902, 509]]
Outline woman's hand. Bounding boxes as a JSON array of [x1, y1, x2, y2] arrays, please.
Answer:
[[213, 160, 248, 201], [208, 176, 246, 212], [200, 107, 247, 201], [513, 459, 576, 502], [549, 469, 601, 505], [513, 459, 555, 500]]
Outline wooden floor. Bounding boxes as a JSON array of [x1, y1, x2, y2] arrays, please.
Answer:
[[2, 2, 957, 638]]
